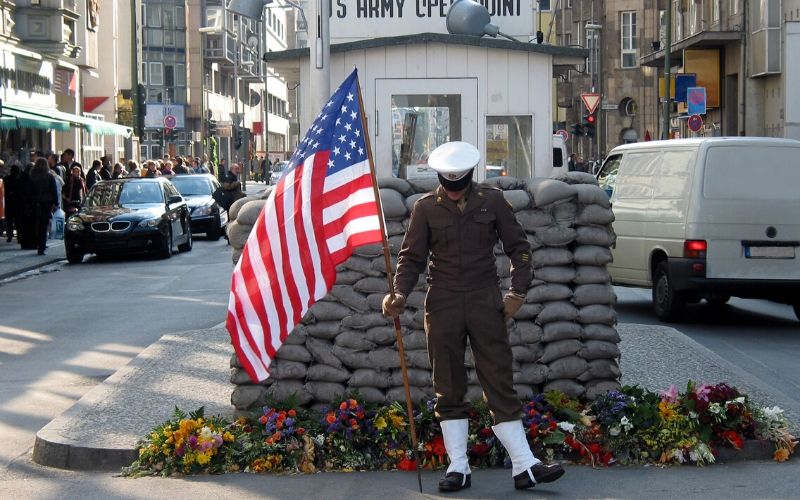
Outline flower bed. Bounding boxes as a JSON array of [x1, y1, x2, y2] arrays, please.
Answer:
[[123, 382, 797, 477]]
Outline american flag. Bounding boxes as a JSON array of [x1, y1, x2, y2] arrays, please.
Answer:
[[227, 69, 383, 382]]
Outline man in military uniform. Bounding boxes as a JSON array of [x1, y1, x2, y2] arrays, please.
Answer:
[[382, 142, 564, 492]]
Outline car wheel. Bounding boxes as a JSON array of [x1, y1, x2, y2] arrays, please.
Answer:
[[178, 228, 193, 252], [159, 228, 173, 259], [66, 247, 83, 264], [652, 261, 687, 322], [706, 294, 731, 307], [207, 216, 222, 241]]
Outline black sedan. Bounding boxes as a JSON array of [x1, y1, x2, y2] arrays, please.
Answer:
[[64, 178, 192, 263], [168, 174, 228, 240]]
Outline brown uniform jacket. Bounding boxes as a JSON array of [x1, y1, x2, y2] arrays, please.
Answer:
[[394, 183, 532, 297]]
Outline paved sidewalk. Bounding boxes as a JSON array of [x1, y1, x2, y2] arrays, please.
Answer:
[[0, 237, 66, 281], [31, 323, 799, 472]]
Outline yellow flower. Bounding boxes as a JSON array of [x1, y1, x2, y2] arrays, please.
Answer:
[[658, 401, 677, 421], [196, 451, 212, 465], [179, 419, 198, 436], [374, 416, 387, 430], [389, 413, 406, 429], [150, 432, 159, 440], [774, 448, 790, 462], [223, 431, 235, 442]]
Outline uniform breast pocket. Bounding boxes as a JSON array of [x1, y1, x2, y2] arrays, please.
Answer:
[[428, 218, 454, 248], [469, 212, 496, 246]]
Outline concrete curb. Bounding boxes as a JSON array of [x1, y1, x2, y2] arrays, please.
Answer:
[[0, 256, 64, 281]]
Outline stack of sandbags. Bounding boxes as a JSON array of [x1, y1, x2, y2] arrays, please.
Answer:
[[226, 188, 273, 264], [229, 174, 621, 413]]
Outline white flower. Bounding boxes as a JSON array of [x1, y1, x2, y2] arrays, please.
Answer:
[[689, 411, 698, 419], [734, 396, 746, 404], [557, 422, 575, 433], [763, 406, 784, 421], [672, 449, 686, 463], [609, 426, 621, 437], [709, 403, 722, 414]]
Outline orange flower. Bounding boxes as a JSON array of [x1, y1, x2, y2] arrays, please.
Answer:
[[326, 413, 336, 424], [349, 399, 358, 409], [774, 448, 790, 462], [259, 415, 268, 425], [288, 409, 297, 417], [339, 402, 348, 411]]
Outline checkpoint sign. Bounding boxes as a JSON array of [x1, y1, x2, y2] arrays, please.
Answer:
[[163, 114, 177, 129], [688, 114, 703, 133], [581, 93, 601, 114]]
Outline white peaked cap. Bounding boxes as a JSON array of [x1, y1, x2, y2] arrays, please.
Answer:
[[427, 141, 480, 181]]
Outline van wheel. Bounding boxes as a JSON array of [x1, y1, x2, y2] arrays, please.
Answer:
[[706, 294, 730, 306], [653, 261, 687, 322]]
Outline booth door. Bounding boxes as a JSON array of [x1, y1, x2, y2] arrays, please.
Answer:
[[374, 78, 478, 180]]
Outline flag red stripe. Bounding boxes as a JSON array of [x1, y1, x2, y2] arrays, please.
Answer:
[[237, 237, 278, 361], [292, 163, 317, 315], [322, 204, 381, 237], [274, 174, 303, 327], [328, 229, 385, 264], [322, 172, 375, 206]]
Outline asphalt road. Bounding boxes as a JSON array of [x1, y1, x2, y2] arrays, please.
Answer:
[[615, 286, 800, 412], [0, 234, 235, 478]]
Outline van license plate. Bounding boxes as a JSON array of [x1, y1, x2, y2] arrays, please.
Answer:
[[745, 246, 796, 259]]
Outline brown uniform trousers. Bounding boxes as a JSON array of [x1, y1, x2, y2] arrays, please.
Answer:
[[394, 183, 532, 424]]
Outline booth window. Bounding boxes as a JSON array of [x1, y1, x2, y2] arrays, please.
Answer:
[[391, 94, 461, 179], [485, 116, 532, 180]]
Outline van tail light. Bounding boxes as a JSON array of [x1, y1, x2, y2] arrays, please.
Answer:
[[501, 171, 508, 176], [684, 240, 707, 259]]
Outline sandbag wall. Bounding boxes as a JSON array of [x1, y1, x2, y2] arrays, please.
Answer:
[[228, 173, 621, 413]]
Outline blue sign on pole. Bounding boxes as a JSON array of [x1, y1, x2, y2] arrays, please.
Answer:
[[687, 87, 707, 115], [675, 74, 697, 102]]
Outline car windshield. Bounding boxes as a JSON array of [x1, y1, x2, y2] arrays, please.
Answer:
[[86, 182, 163, 207], [171, 177, 212, 196], [273, 162, 287, 172]]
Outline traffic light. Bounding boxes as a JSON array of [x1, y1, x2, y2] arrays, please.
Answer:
[[234, 128, 243, 150], [570, 123, 584, 137], [136, 84, 146, 137], [207, 119, 217, 137], [583, 110, 597, 138], [164, 128, 178, 142]]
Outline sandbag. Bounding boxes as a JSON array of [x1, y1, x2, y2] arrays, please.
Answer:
[[511, 345, 539, 363], [304, 321, 342, 340], [379, 188, 408, 219], [532, 248, 573, 269], [584, 379, 622, 400], [579, 340, 621, 360], [266, 380, 312, 405], [495, 255, 511, 278], [366, 293, 385, 311], [330, 285, 369, 312], [514, 384, 535, 400], [335, 271, 364, 285], [334, 331, 377, 351], [283, 328, 307, 345], [503, 189, 531, 211], [305, 381, 347, 402], [516, 363, 548, 384], [401, 331, 427, 351], [366, 326, 397, 346], [576, 205, 616, 226], [577, 305, 618, 325], [305, 337, 343, 368], [483, 176, 525, 190], [354, 277, 389, 294], [536, 301, 579, 324], [341, 312, 387, 329], [551, 202, 578, 226], [370, 254, 397, 274], [232, 385, 268, 409], [534, 225, 577, 246], [535, 266, 576, 284], [387, 385, 432, 403], [542, 321, 584, 342], [405, 192, 427, 211], [386, 220, 406, 236], [378, 177, 414, 197], [573, 245, 614, 266], [516, 209, 555, 231], [576, 225, 617, 246], [349, 368, 392, 388], [310, 301, 352, 322], [467, 369, 479, 385], [543, 379, 585, 399], [350, 386, 387, 403], [275, 345, 312, 364], [331, 345, 374, 369], [354, 244, 383, 258], [526, 284, 573, 303], [514, 321, 543, 344], [465, 385, 485, 402], [539, 339, 582, 364], [231, 247, 242, 265], [230, 367, 257, 385], [574, 265, 612, 284], [408, 177, 439, 193], [229, 195, 260, 221], [236, 199, 267, 226], [573, 184, 611, 208], [342, 256, 382, 277], [514, 303, 544, 320], [582, 324, 621, 342], [547, 356, 588, 380], [405, 350, 432, 370], [578, 359, 621, 382], [573, 284, 617, 306], [406, 291, 426, 309], [369, 348, 403, 368], [527, 178, 577, 207], [226, 221, 252, 249], [526, 233, 544, 251], [306, 364, 351, 382], [389, 368, 432, 387]]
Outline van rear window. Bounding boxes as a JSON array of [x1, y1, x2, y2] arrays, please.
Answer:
[[703, 146, 800, 200]]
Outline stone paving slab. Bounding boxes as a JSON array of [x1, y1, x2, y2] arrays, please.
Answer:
[[33, 323, 795, 471]]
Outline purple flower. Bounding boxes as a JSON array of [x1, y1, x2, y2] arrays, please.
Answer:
[[285, 418, 295, 427], [213, 435, 224, 448], [175, 445, 185, 457], [187, 435, 198, 449]]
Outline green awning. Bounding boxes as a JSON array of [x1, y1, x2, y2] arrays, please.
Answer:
[[2, 103, 132, 137], [0, 116, 17, 130], [0, 107, 71, 131]]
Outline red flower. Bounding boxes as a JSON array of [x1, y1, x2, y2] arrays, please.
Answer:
[[529, 426, 539, 438], [722, 431, 744, 450], [549, 421, 558, 431], [588, 443, 602, 456], [470, 443, 491, 456], [398, 457, 418, 471], [296, 427, 305, 436], [325, 413, 336, 425], [478, 428, 494, 439], [431, 435, 446, 457], [259, 415, 268, 425], [350, 418, 358, 428], [600, 452, 613, 466], [349, 399, 358, 409], [339, 401, 348, 411], [287, 409, 297, 417]]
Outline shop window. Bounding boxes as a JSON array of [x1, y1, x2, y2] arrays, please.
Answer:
[[391, 94, 462, 179], [485, 116, 532, 180]]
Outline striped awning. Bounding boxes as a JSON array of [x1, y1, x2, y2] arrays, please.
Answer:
[[1, 103, 132, 137]]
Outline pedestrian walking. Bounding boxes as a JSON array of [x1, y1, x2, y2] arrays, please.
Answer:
[[26, 158, 58, 255], [86, 159, 103, 190], [567, 153, 577, 172], [126, 160, 141, 177], [382, 141, 564, 492], [112, 162, 125, 179], [62, 165, 87, 216]]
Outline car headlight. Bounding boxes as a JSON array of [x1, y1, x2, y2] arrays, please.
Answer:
[[66, 217, 84, 231], [193, 205, 213, 216], [138, 217, 161, 228]]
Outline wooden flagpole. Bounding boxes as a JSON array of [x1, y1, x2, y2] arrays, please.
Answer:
[[355, 72, 424, 493]]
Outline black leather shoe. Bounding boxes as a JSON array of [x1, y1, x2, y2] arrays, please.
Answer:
[[513, 463, 565, 489], [438, 471, 471, 492]]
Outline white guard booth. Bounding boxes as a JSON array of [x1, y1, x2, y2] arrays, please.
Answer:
[[266, 33, 585, 180]]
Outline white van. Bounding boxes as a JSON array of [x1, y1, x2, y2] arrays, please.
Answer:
[[597, 137, 800, 322], [552, 134, 568, 174]]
